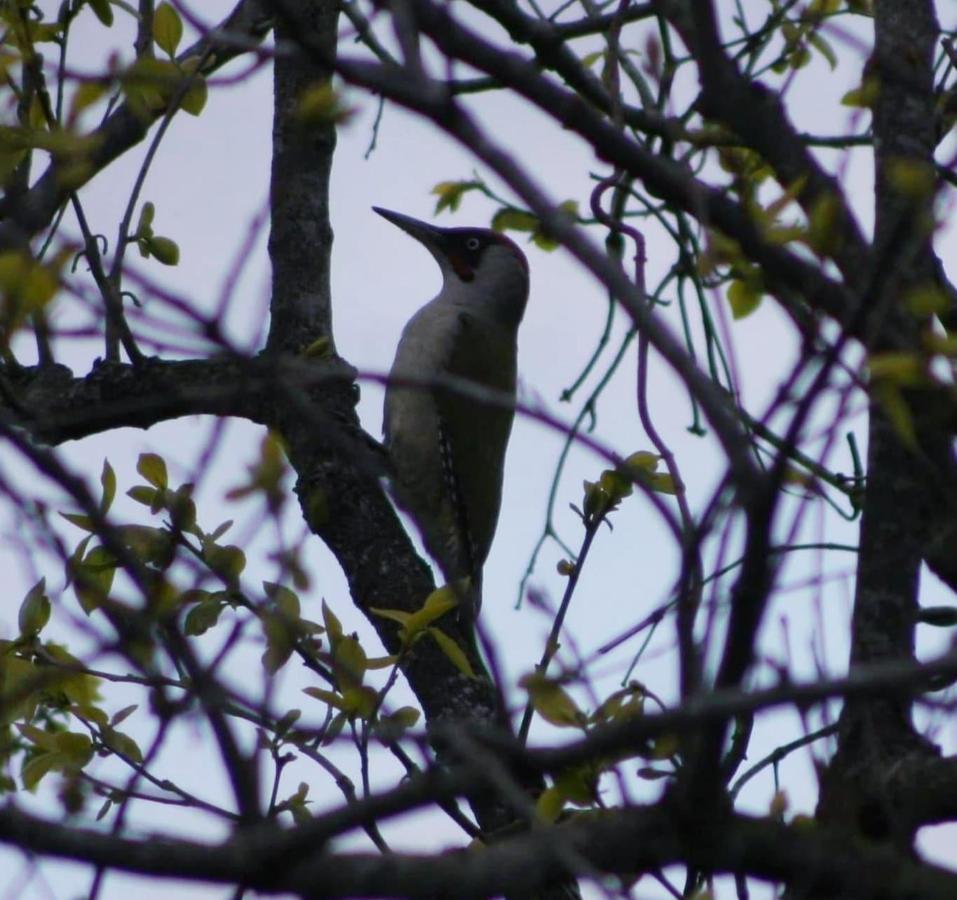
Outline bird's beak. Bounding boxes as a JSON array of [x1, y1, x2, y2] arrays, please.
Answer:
[[373, 207, 446, 257]]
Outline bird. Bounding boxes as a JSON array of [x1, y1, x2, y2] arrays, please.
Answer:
[[375, 206, 530, 635]]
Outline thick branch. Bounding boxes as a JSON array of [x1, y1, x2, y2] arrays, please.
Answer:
[[1, 801, 957, 899], [821, 0, 945, 849], [1, 357, 275, 442]]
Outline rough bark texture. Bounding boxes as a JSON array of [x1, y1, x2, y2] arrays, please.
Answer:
[[818, 0, 945, 848]]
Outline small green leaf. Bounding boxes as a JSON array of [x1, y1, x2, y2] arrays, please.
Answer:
[[121, 56, 182, 116], [807, 32, 837, 70], [203, 544, 246, 584], [520, 673, 585, 728], [110, 704, 138, 726], [137, 453, 168, 489], [88, 0, 114, 26], [261, 614, 295, 674], [100, 459, 116, 514], [136, 201, 155, 238], [21, 753, 57, 791], [102, 727, 143, 763], [428, 627, 475, 679], [180, 75, 207, 117], [75, 546, 117, 615], [184, 599, 223, 636], [146, 235, 180, 266], [69, 81, 110, 123], [322, 600, 343, 640], [152, 2, 183, 57], [382, 706, 420, 730], [303, 686, 346, 710], [303, 336, 332, 359], [60, 512, 96, 532], [648, 472, 679, 495], [54, 731, 94, 768], [491, 208, 538, 233], [264, 582, 300, 619], [727, 278, 763, 320], [297, 81, 353, 125], [431, 180, 480, 215], [333, 635, 367, 688], [127, 485, 158, 507], [18, 579, 50, 636]]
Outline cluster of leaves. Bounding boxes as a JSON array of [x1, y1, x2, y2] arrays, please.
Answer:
[[2, 439, 329, 800], [431, 180, 578, 251], [521, 676, 679, 821], [122, 3, 207, 119], [133, 202, 179, 266], [578, 452, 677, 528], [303, 601, 418, 745]]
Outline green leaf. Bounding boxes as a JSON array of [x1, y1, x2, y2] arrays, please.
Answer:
[[727, 278, 763, 320], [0, 250, 61, 312], [68, 81, 110, 124], [152, 2, 183, 57], [100, 459, 116, 514], [21, 753, 57, 791], [592, 683, 645, 723], [868, 352, 926, 387], [519, 673, 585, 728], [42, 644, 102, 706], [110, 704, 138, 726], [87, 0, 114, 26], [536, 785, 565, 822], [60, 512, 96, 532], [137, 452, 168, 489], [806, 192, 842, 256], [136, 201, 155, 238], [102, 727, 143, 763], [261, 614, 295, 674], [18, 578, 50, 636], [264, 582, 300, 619], [553, 765, 599, 806], [807, 32, 837, 70], [428, 627, 475, 679], [340, 685, 378, 719], [303, 686, 346, 710], [127, 485, 158, 507], [146, 235, 180, 266], [121, 57, 182, 116], [369, 607, 412, 627], [840, 76, 879, 109], [118, 524, 173, 567], [303, 336, 332, 359], [53, 731, 94, 767], [381, 706, 420, 730], [322, 600, 343, 641], [491, 208, 538, 233], [333, 635, 367, 688], [431, 180, 480, 215], [75, 546, 117, 615], [203, 544, 246, 584], [648, 472, 679, 495], [184, 598, 224, 636], [297, 81, 353, 125], [179, 75, 207, 117]]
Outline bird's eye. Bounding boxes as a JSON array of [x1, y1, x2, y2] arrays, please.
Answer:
[[465, 237, 481, 251]]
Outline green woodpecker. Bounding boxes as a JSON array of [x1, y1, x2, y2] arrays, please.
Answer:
[[375, 207, 530, 624]]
